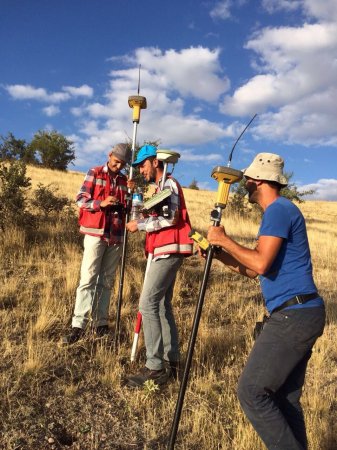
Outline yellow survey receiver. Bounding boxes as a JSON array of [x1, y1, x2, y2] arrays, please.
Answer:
[[188, 229, 210, 251], [128, 95, 147, 123], [211, 166, 243, 208]]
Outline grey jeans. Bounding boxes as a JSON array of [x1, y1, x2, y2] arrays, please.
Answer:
[[237, 307, 325, 450], [139, 254, 183, 370], [72, 235, 122, 329]]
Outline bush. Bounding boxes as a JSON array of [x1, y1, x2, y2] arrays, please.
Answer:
[[31, 183, 72, 218], [188, 178, 200, 190], [0, 160, 34, 230]]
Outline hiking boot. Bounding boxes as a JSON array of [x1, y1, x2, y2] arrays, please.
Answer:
[[61, 327, 85, 345], [95, 325, 110, 337], [126, 367, 169, 388], [164, 360, 180, 380]]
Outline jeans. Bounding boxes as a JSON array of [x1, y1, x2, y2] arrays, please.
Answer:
[[72, 235, 122, 329], [139, 254, 183, 370], [237, 307, 325, 450]]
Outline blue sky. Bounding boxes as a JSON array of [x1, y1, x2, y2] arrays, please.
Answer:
[[1, 0, 337, 200]]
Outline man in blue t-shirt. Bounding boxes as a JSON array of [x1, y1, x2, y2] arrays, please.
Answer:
[[207, 153, 325, 450]]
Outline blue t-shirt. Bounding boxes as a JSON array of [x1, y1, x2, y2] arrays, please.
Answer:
[[258, 196, 323, 313]]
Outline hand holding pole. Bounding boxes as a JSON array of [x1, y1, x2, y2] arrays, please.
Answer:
[[167, 166, 242, 449]]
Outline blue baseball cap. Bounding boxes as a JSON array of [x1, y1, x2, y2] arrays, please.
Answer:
[[132, 145, 157, 166]]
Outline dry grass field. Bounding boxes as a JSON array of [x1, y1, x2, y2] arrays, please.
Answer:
[[0, 165, 336, 449]]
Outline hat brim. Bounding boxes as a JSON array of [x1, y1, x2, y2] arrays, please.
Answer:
[[243, 168, 288, 186]]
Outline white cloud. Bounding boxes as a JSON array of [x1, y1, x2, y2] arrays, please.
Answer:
[[70, 106, 83, 117], [5, 84, 70, 102], [262, 0, 337, 21], [210, 1, 232, 20], [3, 47, 239, 157], [253, 90, 337, 145], [86, 103, 114, 118], [5, 84, 46, 100], [5, 83, 94, 103], [209, 0, 248, 20], [62, 84, 93, 97], [71, 47, 233, 153], [179, 149, 222, 162], [220, 13, 337, 146], [197, 181, 212, 190], [132, 46, 230, 101], [262, 0, 302, 14], [303, 0, 337, 22], [300, 178, 337, 200], [42, 105, 60, 116]]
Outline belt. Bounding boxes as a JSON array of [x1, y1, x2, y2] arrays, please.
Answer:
[[271, 292, 319, 314]]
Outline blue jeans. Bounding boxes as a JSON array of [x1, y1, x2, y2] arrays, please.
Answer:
[[139, 254, 183, 370], [237, 307, 325, 450], [72, 235, 122, 329]]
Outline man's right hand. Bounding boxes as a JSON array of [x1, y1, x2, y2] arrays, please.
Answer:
[[100, 196, 118, 208], [207, 225, 227, 248]]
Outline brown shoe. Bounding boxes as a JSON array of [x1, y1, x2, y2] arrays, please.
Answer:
[[164, 360, 180, 380], [95, 325, 110, 337], [61, 327, 85, 345], [126, 367, 169, 388]]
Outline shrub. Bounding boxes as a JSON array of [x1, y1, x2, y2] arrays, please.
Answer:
[[188, 178, 200, 190], [31, 183, 72, 218], [0, 160, 34, 230]]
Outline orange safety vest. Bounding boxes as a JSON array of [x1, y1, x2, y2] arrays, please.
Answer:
[[145, 177, 193, 258]]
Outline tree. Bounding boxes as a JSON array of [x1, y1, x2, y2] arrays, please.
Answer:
[[188, 178, 200, 190], [130, 140, 161, 196], [29, 130, 75, 170], [229, 172, 315, 217], [0, 160, 33, 229], [0, 132, 37, 164], [279, 172, 315, 203], [228, 178, 249, 216]]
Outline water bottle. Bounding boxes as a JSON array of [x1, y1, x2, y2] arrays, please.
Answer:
[[131, 190, 144, 220]]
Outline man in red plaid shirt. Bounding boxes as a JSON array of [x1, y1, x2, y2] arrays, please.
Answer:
[[62, 143, 134, 345]]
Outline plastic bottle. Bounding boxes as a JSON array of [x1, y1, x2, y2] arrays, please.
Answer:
[[131, 189, 144, 220]]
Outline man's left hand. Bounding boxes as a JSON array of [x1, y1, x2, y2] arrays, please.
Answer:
[[126, 220, 138, 233], [127, 179, 135, 190]]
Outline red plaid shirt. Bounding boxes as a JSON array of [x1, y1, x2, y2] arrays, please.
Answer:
[[76, 163, 128, 244]]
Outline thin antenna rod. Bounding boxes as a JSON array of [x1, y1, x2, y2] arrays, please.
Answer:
[[228, 113, 257, 166], [137, 64, 141, 95]]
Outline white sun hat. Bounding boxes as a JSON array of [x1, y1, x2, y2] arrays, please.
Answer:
[[244, 153, 288, 186]]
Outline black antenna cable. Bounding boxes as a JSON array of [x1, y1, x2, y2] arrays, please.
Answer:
[[137, 64, 141, 95], [228, 113, 257, 166]]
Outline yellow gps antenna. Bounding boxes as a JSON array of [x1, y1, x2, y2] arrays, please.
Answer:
[[211, 113, 257, 212], [115, 65, 147, 348], [128, 95, 147, 124], [168, 114, 257, 449], [128, 65, 147, 174]]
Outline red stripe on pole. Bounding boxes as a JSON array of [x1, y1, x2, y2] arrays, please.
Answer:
[[134, 311, 142, 333]]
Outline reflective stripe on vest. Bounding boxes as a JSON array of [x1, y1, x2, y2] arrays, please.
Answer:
[[153, 243, 193, 258], [79, 225, 105, 236]]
